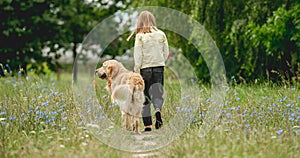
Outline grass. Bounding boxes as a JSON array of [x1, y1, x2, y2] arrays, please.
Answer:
[[0, 73, 299, 158]]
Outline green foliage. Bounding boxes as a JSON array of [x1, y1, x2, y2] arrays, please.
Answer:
[[247, 4, 300, 81], [1, 0, 299, 82], [0, 0, 60, 74], [0, 0, 131, 77], [132, 0, 299, 83]]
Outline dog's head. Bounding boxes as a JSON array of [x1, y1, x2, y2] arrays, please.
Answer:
[[95, 60, 121, 80]]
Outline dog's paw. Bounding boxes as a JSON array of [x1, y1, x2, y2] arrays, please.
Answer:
[[133, 130, 141, 135]]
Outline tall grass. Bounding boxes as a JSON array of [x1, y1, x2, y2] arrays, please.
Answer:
[[0, 74, 299, 157]]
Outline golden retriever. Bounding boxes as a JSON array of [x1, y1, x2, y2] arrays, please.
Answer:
[[95, 60, 145, 133]]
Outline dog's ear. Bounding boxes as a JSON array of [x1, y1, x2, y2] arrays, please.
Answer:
[[107, 64, 119, 79]]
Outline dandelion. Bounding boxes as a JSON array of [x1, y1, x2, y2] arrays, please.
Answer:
[[42, 101, 49, 107], [291, 113, 295, 117], [286, 103, 292, 107], [277, 129, 284, 135], [109, 103, 118, 108], [36, 110, 41, 115], [0, 111, 6, 115], [83, 129, 89, 133], [8, 116, 16, 121], [51, 116, 56, 121], [186, 107, 192, 113], [262, 96, 267, 99], [279, 96, 288, 103], [28, 110, 33, 114], [61, 111, 66, 116], [49, 111, 58, 115], [78, 121, 84, 126], [59, 104, 66, 109], [242, 110, 247, 117], [225, 101, 228, 106], [199, 113, 205, 118], [45, 120, 51, 125], [48, 92, 54, 97], [226, 113, 231, 117]]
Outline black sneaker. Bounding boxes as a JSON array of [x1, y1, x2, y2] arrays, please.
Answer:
[[155, 110, 163, 129], [144, 127, 152, 132]]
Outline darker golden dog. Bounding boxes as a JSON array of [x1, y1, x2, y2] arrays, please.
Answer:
[[95, 60, 145, 133]]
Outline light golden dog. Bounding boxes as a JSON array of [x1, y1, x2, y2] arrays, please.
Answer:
[[95, 60, 145, 133]]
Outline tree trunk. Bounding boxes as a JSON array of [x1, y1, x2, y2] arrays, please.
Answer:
[[217, 0, 225, 32], [201, 0, 207, 24], [73, 43, 78, 83]]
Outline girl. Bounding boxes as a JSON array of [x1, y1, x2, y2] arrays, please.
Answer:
[[132, 11, 169, 132]]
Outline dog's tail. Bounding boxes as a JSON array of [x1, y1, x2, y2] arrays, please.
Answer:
[[132, 84, 145, 104], [129, 73, 145, 104]]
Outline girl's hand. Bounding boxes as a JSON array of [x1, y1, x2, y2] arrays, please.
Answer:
[[134, 66, 140, 73]]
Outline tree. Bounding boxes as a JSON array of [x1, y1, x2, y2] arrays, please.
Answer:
[[247, 4, 300, 82], [55, 0, 132, 82], [130, 0, 299, 83], [0, 0, 132, 80], [0, 0, 62, 75]]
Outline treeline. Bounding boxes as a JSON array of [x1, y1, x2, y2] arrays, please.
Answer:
[[1, 0, 299, 83], [138, 0, 299, 82]]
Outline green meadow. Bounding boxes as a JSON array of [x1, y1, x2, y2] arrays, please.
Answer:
[[0, 73, 299, 158]]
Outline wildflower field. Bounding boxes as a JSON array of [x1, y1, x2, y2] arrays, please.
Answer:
[[0, 73, 299, 158]]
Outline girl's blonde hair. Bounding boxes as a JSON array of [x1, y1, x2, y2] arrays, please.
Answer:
[[127, 11, 158, 41], [135, 11, 158, 34]]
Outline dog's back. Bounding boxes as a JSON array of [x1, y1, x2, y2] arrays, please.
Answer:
[[111, 72, 145, 117]]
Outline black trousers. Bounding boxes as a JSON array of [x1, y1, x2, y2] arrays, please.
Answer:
[[140, 66, 164, 126]]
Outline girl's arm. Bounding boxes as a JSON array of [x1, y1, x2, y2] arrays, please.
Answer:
[[134, 34, 143, 73], [162, 34, 169, 61]]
